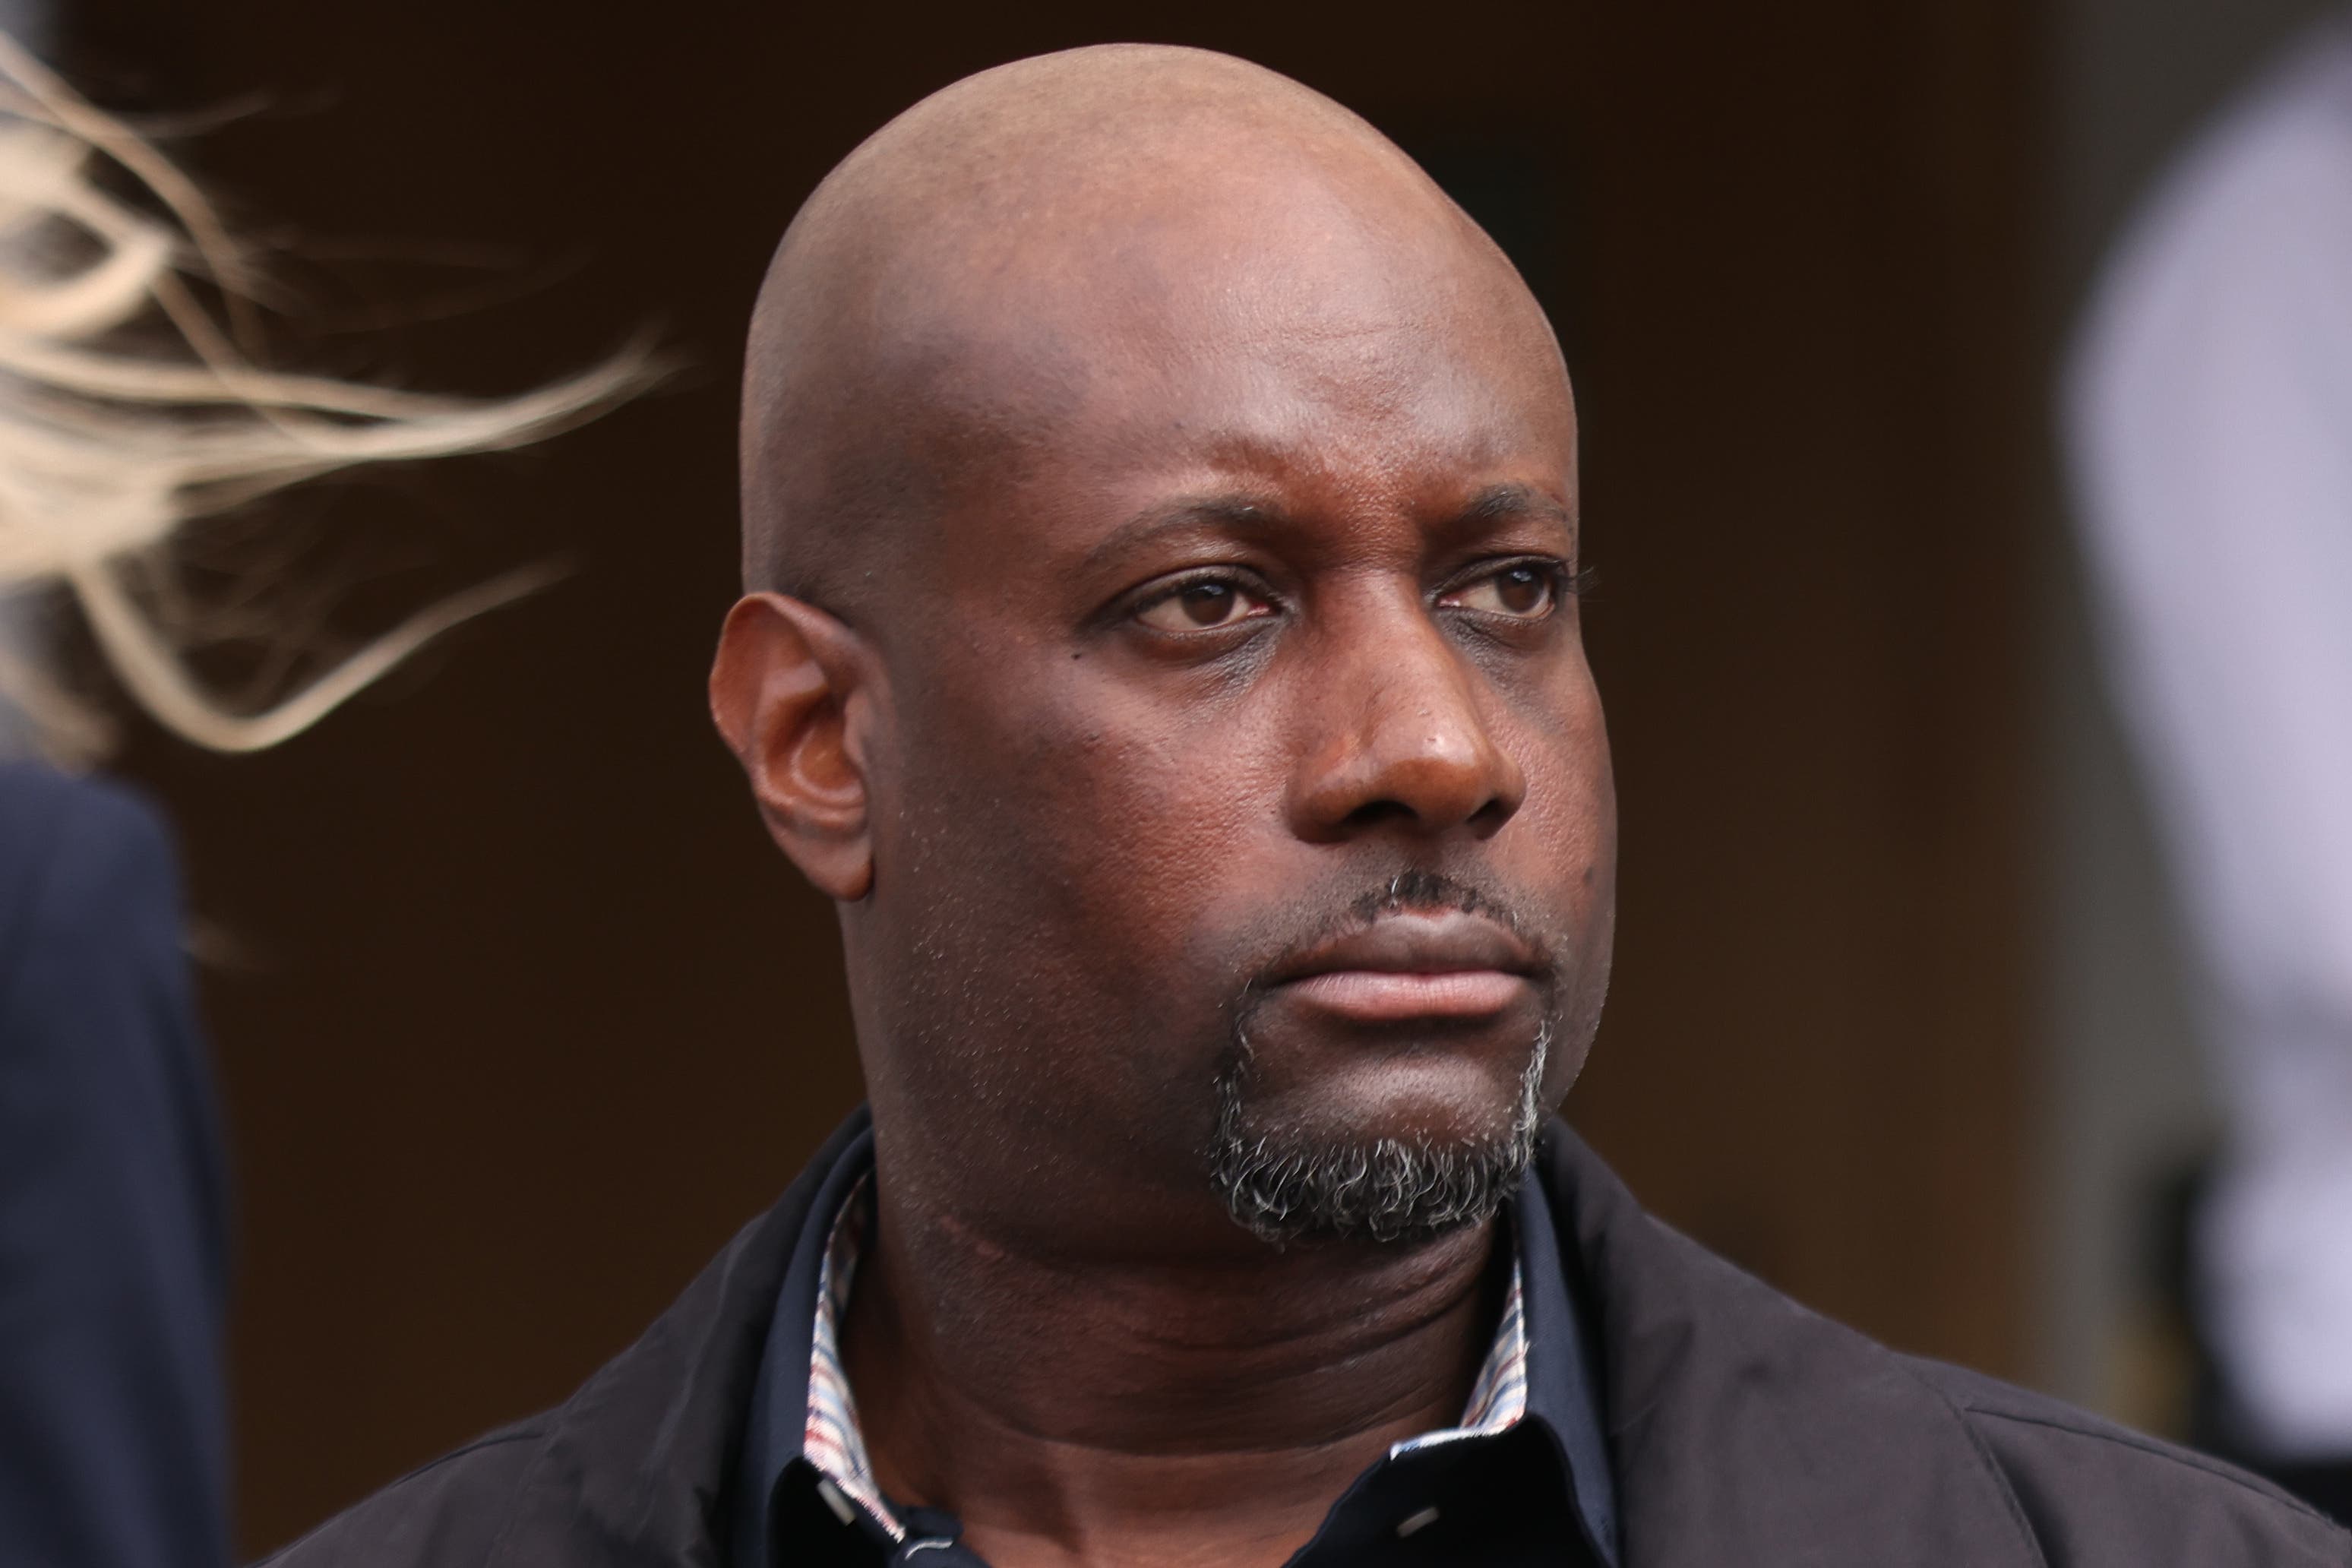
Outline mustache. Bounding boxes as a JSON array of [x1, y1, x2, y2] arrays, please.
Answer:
[[1235, 867, 1560, 1001]]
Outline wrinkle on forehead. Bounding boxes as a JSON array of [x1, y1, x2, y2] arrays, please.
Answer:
[[738, 43, 1567, 612]]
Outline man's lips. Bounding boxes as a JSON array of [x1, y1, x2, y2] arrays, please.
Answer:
[[1266, 909, 1539, 1023]]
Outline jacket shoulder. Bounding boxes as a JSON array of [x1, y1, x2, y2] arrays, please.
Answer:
[[1906, 1359, 2350, 1566], [257, 1424, 547, 1568], [0, 761, 172, 865]]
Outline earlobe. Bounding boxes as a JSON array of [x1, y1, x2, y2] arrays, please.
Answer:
[[709, 593, 876, 900]]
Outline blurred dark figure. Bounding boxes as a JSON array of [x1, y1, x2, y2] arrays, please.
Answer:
[[0, 765, 228, 1566], [2068, 10, 2352, 1521], [0, 32, 643, 1567], [2147, 1162, 2352, 1527]]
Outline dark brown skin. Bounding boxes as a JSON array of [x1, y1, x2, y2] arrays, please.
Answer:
[[710, 46, 1615, 1568]]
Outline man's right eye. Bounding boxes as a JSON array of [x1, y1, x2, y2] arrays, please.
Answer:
[[1135, 578, 1274, 632]]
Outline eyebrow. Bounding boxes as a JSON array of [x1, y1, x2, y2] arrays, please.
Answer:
[[1081, 495, 1282, 571], [1083, 482, 1575, 572], [1456, 482, 1576, 535]]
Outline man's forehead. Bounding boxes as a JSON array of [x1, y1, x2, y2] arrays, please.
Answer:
[[927, 377, 1579, 598], [899, 273, 1567, 439], [896, 302, 1573, 524]]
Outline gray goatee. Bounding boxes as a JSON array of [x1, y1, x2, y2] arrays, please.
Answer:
[[1207, 1023, 1551, 1245]]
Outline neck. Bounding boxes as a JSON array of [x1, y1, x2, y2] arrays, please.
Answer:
[[839, 1178, 1503, 1568]]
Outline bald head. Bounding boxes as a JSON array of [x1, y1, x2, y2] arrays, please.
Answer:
[[738, 44, 1560, 613]]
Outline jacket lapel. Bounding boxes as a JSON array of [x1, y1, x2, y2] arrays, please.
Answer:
[[1541, 1127, 2047, 1567]]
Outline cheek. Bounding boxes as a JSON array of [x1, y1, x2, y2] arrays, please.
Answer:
[[1007, 677, 1293, 967], [1505, 659, 1615, 877], [875, 653, 1289, 1054]]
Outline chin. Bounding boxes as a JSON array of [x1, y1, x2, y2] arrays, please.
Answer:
[[1203, 1020, 1551, 1246]]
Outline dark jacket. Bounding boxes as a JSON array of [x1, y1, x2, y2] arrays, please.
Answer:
[[0, 764, 230, 1568], [262, 1112, 2350, 1566]]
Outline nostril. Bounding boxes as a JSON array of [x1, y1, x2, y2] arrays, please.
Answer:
[[1468, 796, 1513, 834], [1341, 798, 1417, 831]]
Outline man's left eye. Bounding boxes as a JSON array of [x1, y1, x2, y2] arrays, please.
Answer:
[[1442, 563, 1559, 619]]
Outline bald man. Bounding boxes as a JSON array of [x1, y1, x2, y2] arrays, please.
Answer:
[[267, 47, 2347, 1568]]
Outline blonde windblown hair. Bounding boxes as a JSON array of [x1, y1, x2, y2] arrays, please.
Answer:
[[0, 33, 650, 758]]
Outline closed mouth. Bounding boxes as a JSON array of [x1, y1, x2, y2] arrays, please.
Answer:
[[1266, 909, 1539, 1022]]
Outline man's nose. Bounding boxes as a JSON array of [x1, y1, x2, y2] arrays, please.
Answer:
[[1287, 607, 1527, 842]]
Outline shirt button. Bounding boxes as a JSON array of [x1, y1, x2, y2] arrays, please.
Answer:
[[814, 1478, 858, 1525], [1396, 1504, 1442, 1539]]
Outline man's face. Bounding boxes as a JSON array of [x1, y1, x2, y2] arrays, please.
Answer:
[[840, 173, 1615, 1257]]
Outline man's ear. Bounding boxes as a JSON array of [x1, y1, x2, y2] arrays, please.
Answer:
[[709, 593, 877, 901]]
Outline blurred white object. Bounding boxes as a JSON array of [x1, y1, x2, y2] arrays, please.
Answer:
[[0, 36, 651, 758], [2068, 14, 2352, 1458]]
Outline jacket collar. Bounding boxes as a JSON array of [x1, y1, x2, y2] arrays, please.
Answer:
[[1538, 1128, 2044, 1566], [492, 1111, 2044, 1566]]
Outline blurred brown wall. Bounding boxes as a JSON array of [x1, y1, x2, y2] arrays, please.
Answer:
[[67, 2, 2042, 1555]]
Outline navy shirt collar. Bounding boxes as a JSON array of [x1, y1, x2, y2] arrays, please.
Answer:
[[1513, 1164, 1621, 1565], [733, 1120, 1618, 1566], [732, 1122, 879, 1564]]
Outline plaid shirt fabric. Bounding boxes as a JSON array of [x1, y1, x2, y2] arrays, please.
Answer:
[[802, 1177, 1534, 1541]]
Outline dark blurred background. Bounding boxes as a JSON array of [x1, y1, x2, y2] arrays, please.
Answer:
[[34, 0, 2316, 1554]]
